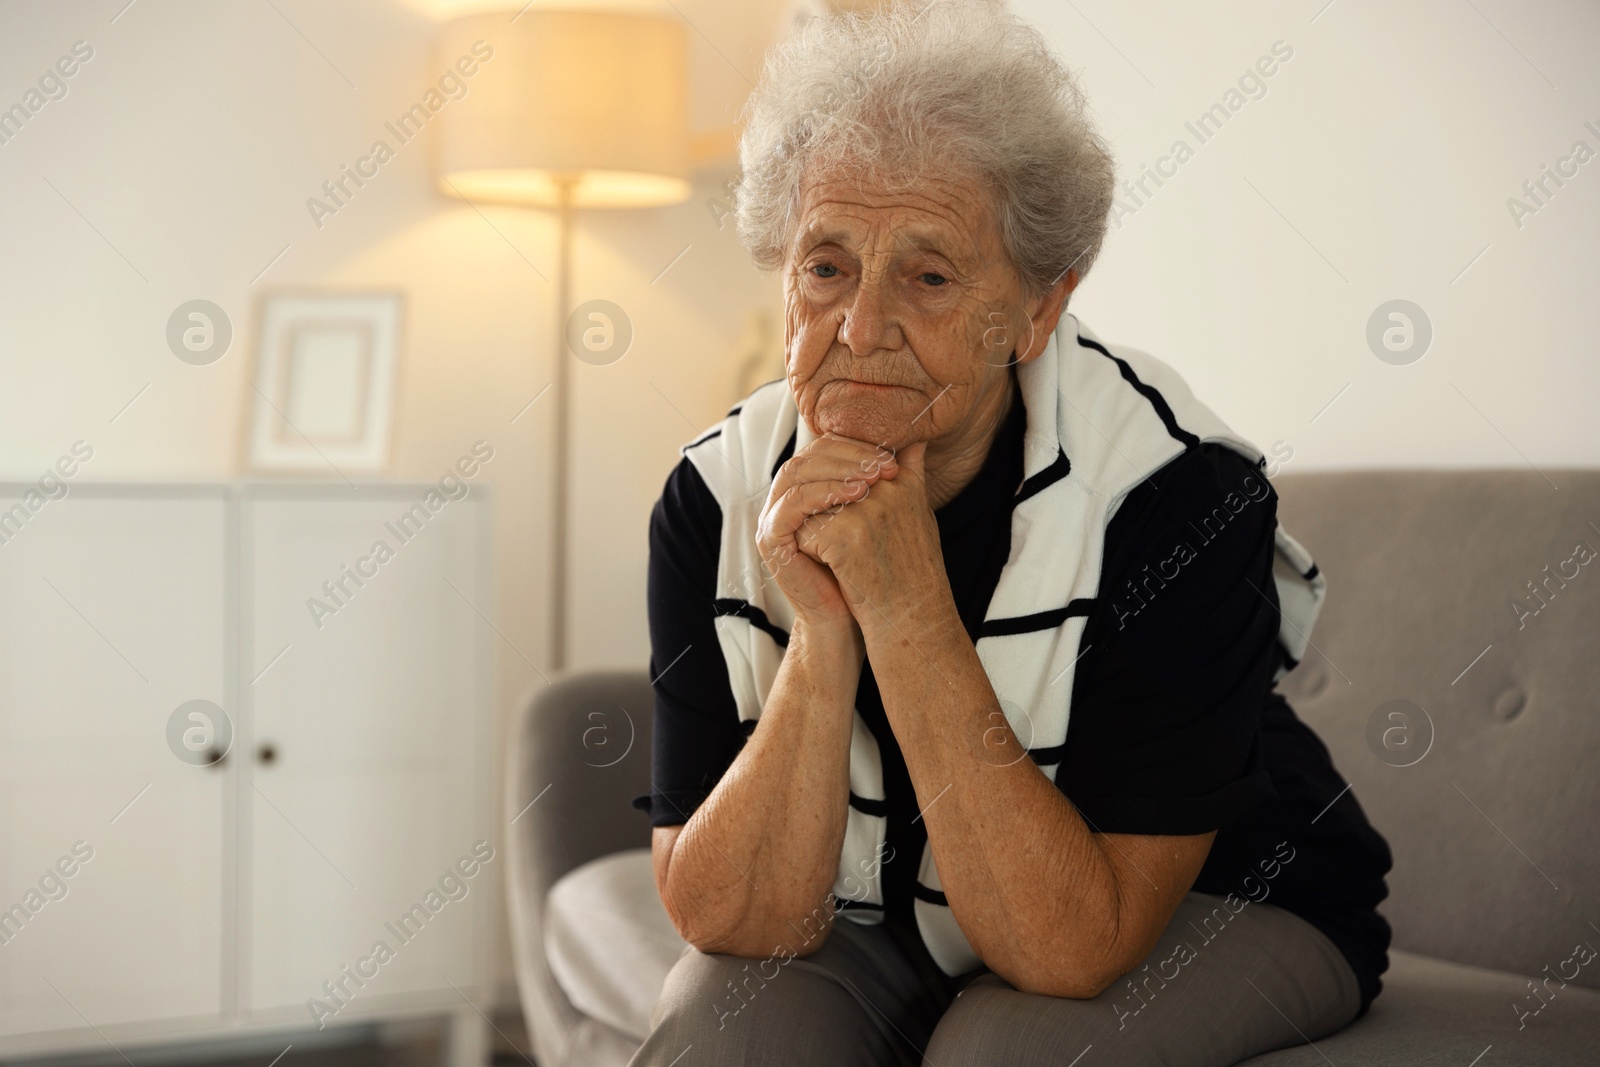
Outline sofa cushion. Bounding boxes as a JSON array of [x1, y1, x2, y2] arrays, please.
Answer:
[[1240, 948, 1600, 1066], [544, 847, 688, 1042]]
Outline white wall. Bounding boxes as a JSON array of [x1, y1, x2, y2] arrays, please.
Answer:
[[2, 0, 1597, 1005], [1011, 0, 1600, 474]]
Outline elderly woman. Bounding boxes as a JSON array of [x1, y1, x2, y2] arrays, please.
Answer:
[[629, 2, 1390, 1064]]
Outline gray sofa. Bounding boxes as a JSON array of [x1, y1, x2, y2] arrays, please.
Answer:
[[507, 469, 1600, 1066]]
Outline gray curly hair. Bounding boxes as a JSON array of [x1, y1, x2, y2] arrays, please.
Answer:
[[734, 0, 1116, 298]]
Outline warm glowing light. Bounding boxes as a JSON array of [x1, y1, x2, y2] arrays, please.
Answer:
[[436, 10, 690, 209], [439, 169, 691, 208]]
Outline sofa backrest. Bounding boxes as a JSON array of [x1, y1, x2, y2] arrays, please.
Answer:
[[1274, 469, 1600, 987]]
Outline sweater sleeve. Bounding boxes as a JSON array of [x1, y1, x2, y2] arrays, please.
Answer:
[[631, 457, 747, 827]]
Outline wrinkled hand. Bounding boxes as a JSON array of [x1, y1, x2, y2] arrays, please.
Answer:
[[755, 435, 899, 639], [793, 439, 949, 628]]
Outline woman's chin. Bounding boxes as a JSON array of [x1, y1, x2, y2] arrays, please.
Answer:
[[809, 405, 919, 450]]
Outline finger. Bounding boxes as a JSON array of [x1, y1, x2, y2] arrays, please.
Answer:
[[793, 436, 898, 478], [761, 478, 872, 548], [794, 511, 857, 579], [818, 431, 899, 454], [802, 437, 899, 479], [815, 434, 900, 467], [775, 450, 896, 495], [894, 440, 928, 476]]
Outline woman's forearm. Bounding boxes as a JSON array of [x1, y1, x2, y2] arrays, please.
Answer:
[[658, 621, 862, 958], [858, 592, 1139, 995]]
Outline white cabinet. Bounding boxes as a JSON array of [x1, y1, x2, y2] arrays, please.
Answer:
[[242, 489, 490, 1019], [0, 491, 228, 1035], [0, 484, 493, 1060]]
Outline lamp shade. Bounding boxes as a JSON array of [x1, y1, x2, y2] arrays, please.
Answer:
[[437, 10, 692, 208]]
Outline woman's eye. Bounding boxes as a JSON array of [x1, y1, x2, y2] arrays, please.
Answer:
[[920, 272, 948, 286], [812, 263, 840, 278]]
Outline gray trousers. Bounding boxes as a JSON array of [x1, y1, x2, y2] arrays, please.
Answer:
[[627, 892, 1362, 1067]]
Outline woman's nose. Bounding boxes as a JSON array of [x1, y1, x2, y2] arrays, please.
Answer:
[[837, 278, 898, 356]]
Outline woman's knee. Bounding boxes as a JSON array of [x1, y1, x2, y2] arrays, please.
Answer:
[[925, 975, 1141, 1067], [638, 945, 892, 1066], [649, 947, 787, 1034]]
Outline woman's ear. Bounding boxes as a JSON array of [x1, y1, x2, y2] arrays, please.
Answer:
[[1015, 268, 1079, 366]]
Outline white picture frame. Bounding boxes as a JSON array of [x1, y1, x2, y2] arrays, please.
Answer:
[[244, 291, 402, 474]]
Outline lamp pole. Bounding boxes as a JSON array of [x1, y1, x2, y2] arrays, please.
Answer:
[[551, 175, 576, 672], [435, 10, 691, 673]]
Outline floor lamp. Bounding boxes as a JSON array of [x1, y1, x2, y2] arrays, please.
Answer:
[[437, 10, 691, 671]]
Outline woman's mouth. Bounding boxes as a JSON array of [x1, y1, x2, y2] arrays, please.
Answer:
[[833, 379, 913, 393]]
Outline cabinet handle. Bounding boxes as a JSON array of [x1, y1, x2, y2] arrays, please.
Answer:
[[205, 747, 227, 767], [258, 742, 277, 765]]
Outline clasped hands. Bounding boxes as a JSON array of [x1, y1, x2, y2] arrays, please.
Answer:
[[754, 434, 950, 641]]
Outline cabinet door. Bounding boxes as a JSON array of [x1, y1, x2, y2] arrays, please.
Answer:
[[242, 491, 487, 1018], [0, 490, 228, 1036]]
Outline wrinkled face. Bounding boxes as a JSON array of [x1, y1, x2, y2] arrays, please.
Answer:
[[782, 164, 1037, 450]]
